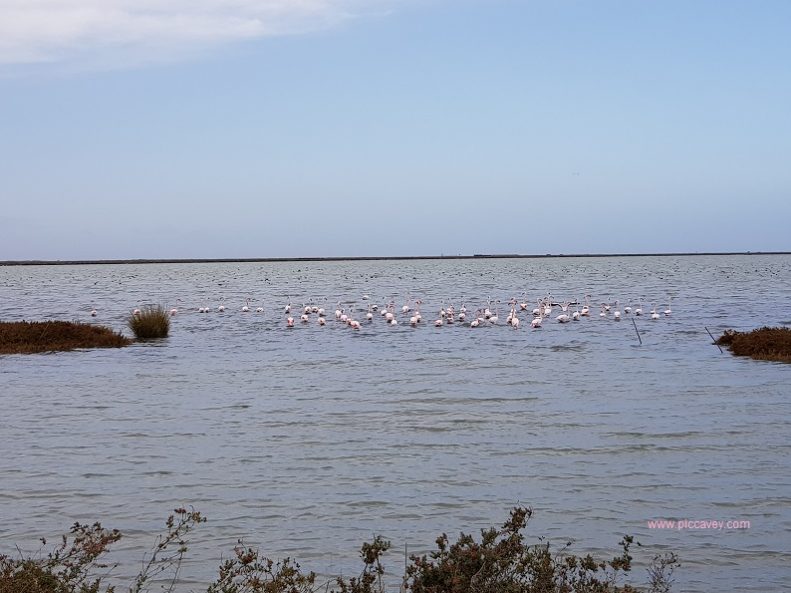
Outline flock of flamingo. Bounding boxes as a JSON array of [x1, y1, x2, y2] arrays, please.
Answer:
[[98, 294, 673, 330]]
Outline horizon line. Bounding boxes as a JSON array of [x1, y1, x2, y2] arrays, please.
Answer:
[[2, 251, 790, 266]]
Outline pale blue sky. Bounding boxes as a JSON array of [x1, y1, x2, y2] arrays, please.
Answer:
[[1, 0, 789, 260]]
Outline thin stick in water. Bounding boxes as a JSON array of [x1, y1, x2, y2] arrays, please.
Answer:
[[399, 542, 408, 593], [705, 326, 724, 353], [631, 317, 642, 345]]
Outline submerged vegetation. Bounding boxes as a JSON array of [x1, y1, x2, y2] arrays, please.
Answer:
[[1, 507, 679, 593], [716, 326, 791, 363], [127, 306, 170, 340], [0, 320, 131, 355]]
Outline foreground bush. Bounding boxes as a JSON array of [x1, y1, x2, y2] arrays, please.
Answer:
[[127, 306, 170, 339], [0, 507, 678, 593], [405, 507, 678, 593], [716, 326, 791, 363], [0, 521, 122, 593], [0, 320, 131, 355]]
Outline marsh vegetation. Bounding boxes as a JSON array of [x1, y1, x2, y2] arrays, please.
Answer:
[[716, 326, 791, 363], [0, 507, 678, 593], [0, 320, 131, 355], [127, 306, 170, 340]]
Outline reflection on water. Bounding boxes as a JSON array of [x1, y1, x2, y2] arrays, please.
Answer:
[[1, 255, 790, 592]]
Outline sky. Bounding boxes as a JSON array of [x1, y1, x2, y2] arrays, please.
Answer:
[[1, 0, 790, 260]]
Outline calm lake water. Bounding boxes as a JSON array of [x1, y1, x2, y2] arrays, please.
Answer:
[[1, 255, 790, 592]]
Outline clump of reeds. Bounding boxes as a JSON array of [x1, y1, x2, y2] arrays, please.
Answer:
[[716, 326, 791, 363], [0, 320, 131, 355], [127, 305, 170, 340]]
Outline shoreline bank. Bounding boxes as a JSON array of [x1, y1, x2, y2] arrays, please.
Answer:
[[2, 251, 789, 266]]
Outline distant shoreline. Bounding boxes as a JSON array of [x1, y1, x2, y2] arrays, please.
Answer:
[[1, 251, 789, 266]]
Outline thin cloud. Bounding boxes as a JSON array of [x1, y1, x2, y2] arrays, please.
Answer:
[[0, 0, 390, 67]]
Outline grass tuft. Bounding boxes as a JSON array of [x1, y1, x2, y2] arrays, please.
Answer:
[[716, 326, 791, 363], [127, 306, 170, 340], [0, 320, 131, 355]]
